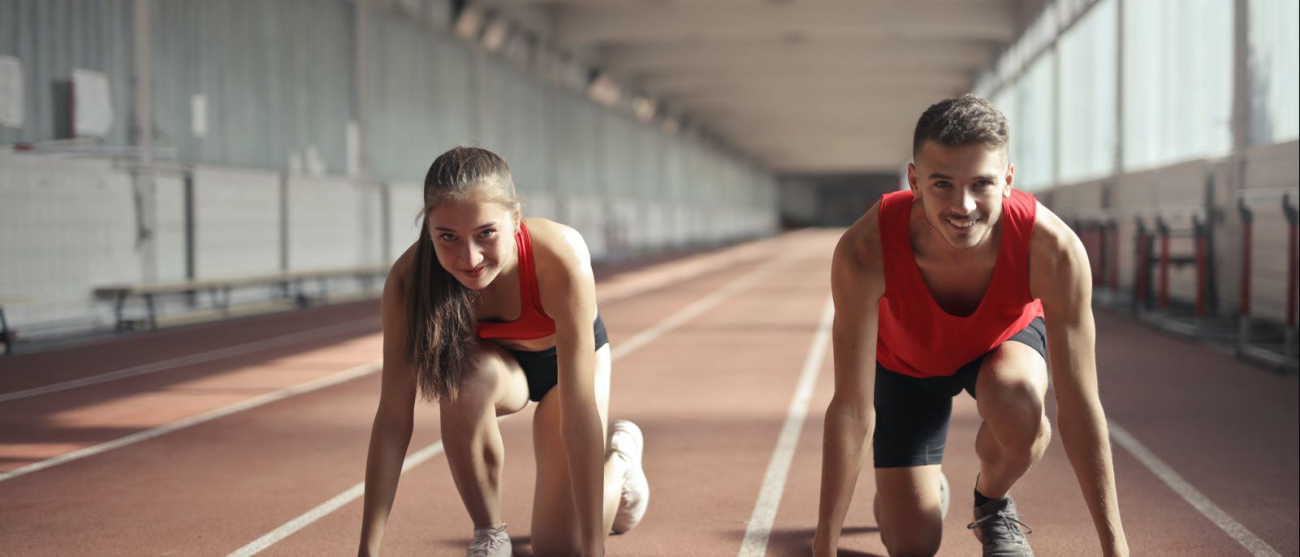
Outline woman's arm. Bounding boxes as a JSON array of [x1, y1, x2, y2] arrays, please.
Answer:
[[357, 261, 418, 557], [535, 221, 605, 556]]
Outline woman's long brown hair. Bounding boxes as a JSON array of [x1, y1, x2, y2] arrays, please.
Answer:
[[407, 147, 520, 402]]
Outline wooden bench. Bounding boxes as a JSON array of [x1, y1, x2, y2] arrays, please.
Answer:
[[94, 266, 389, 331]]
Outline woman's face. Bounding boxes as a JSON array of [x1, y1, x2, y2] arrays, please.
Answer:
[[427, 188, 518, 291]]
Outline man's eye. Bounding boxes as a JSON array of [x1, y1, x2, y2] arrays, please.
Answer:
[[935, 181, 952, 189]]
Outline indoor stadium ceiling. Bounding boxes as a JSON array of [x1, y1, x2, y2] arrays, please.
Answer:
[[471, 0, 1043, 174]]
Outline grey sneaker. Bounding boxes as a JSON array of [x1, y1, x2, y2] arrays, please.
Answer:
[[609, 420, 649, 534], [466, 523, 511, 557], [968, 496, 1034, 557]]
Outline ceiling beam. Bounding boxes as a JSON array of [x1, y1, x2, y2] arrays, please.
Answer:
[[641, 72, 970, 98], [668, 91, 951, 115], [600, 40, 996, 75], [553, 2, 1017, 46]]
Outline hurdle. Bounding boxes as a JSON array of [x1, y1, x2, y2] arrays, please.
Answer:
[[1131, 204, 1234, 339], [1235, 189, 1299, 372]]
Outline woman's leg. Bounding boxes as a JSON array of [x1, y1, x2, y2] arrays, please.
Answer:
[[530, 344, 629, 556], [439, 342, 532, 530]]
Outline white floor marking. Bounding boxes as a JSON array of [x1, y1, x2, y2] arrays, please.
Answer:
[[229, 249, 802, 556], [0, 317, 378, 403], [1108, 421, 1282, 557], [0, 361, 381, 483], [738, 296, 834, 557], [226, 439, 448, 557], [611, 254, 790, 360]]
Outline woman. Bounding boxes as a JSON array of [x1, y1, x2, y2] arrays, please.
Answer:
[[357, 147, 649, 557]]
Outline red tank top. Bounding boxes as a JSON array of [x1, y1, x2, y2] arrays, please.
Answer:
[[476, 222, 556, 341], [876, 189, 1044, 378]]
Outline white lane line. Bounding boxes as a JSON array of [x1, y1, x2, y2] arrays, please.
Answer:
[[739, 296, 834, 557], [0, 361, 382, 483], [1108, 421, 1283, 557], [0, 318, 379, 403], [228, 250, 802, 556], [227, 439, 448, 557], [612, 254, 791, 360], [596, 235, 791, 304]]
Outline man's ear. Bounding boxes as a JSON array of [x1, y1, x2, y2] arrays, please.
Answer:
[[907, 162, 920, 196], [1003, 162, 1015, 197]]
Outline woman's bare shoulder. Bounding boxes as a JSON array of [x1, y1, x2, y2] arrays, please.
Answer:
[[385, 241, 419, 304], [524, 218, 590, 269]]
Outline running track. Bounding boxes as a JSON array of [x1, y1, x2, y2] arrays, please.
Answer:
[[1, 230, 1296, 556]]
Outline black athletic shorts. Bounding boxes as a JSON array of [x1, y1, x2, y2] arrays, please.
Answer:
[[873, 317, 1048, 468], [502, 314, 610, 403]]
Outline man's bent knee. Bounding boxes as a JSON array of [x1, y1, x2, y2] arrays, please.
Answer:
[[881, 530, 941, 557]]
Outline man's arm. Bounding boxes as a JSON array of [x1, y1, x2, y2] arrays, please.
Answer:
[[813, 208, 885, 556], [1030, 205, 1129, 557]]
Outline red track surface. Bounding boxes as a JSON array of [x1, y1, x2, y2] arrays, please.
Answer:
[[1, 230, 1296, 556]]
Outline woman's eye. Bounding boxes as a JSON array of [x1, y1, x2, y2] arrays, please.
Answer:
[[439, 233, 456, 242], [479, 229, 497, 238]]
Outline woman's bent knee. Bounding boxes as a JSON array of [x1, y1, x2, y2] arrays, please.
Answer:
[[529, 534, 580, 557], [442, 344, 515, 413]]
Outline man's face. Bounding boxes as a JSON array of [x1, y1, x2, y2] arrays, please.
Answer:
[[907, 141, 1014, 251]]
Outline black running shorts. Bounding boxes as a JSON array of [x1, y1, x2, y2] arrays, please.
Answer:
[[872, 317, 1048, 468], [502, 314, 610, 403]]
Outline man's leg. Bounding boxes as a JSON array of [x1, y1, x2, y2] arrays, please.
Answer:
[[973, 340, 1051, 500], [872, 365, 960, 557]]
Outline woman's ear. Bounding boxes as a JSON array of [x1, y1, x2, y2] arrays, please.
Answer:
[[513, 209, 522, 234]]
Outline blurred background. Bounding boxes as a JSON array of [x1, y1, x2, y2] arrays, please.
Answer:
[[0, 0, 1296, 369]]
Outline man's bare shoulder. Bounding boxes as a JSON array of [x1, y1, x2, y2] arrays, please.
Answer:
[[1030, 201, 1091, 303], [833, 203, 886, 292], [1030, 202, 1087, 271], [835, 203, 884, 272]]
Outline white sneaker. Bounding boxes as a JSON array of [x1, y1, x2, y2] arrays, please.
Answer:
[[608, 420, 649, 534], [939, 471, 950, 520], [466, 523, 511, 557]]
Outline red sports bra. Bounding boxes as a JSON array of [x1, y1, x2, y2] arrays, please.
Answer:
[[476, 222, 557, 340], [875, 189, 1044, 378]]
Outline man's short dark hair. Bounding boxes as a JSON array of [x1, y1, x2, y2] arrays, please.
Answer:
[[912, 94, 1010, 158]]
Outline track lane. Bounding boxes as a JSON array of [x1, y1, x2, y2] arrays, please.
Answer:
[[0, 333, 382, 475], [254, 231, 841, 556], [760, 309, 1297, 556], [0, 301, 383, 394], [0, 232, 828, 556], [0, 235, 804, 479], [2, 230, 1296, 557]]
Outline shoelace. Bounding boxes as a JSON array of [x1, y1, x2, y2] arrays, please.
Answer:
[[967, 511, 1034, 538], [468, 529, 507, 557]]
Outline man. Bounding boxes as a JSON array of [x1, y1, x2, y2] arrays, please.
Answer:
[[812, 95, 1129, 557]]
